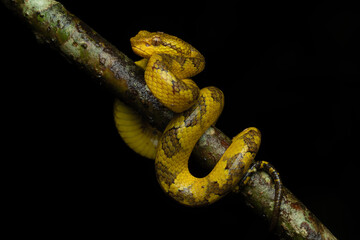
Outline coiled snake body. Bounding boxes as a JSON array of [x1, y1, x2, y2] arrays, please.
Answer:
[[114, 31, 282, 227]]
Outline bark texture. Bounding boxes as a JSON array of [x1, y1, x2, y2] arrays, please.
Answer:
[[2, 0, 337, 239]]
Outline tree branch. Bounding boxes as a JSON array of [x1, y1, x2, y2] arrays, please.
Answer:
[[2, 0, 337, 239]]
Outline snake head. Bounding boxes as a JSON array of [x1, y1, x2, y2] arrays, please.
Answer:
[[131, 30, 198, 59], [130, 30, 164, 58]]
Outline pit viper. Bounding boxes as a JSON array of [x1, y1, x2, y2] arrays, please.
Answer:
[[114, 31, 282, 227]]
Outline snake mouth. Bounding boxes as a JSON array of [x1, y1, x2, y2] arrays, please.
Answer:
[[131, 46, 150, 58]]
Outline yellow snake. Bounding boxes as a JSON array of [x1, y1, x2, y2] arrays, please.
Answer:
[[114, 31, 282, 225]]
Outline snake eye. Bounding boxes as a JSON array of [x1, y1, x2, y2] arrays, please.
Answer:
[[152, 36, 161, 46]]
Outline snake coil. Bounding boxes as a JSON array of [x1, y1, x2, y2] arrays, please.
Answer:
[[114, 31, 282, 229]]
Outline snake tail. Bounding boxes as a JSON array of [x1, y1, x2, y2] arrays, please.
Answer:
[[113, 99, 161, 160], [155, 87, 262, 206], [239, 161, 283, 231]]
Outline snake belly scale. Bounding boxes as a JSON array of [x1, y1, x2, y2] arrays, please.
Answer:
[[114, 31, 282, 214]]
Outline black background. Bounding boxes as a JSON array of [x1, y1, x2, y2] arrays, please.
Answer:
[[1, 0, 358, 239]]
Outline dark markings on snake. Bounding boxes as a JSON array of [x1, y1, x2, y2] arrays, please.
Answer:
[[161, 127, 182, 158], [208, 87, 224, 104], [242, 129, 261, 153], [156, 161, 177, 186], [189, 57, 203, 70], [162, 41, 186, 55], [152, 59, 167, 72]]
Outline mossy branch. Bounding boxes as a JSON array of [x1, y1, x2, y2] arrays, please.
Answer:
[[2, 0, 337, 239]]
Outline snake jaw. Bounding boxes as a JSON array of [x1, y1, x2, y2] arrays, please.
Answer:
[[131, 45, 150, 58], [130, 41, 152, 58]]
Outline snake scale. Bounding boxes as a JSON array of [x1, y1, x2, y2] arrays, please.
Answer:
[[114, 31, 282, 228]]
